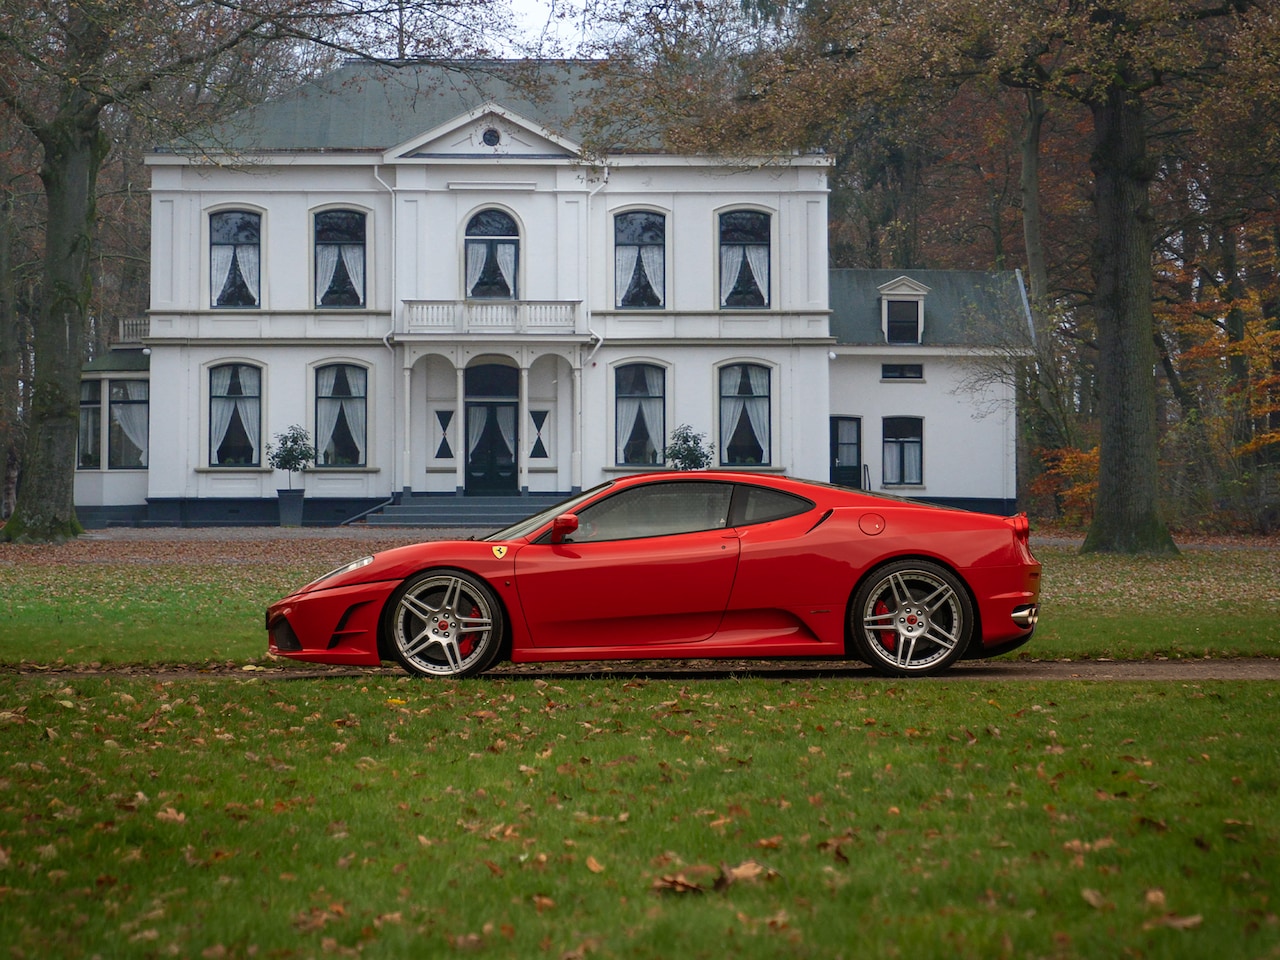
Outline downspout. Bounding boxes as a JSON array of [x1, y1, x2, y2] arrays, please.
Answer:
[[575, 166, 609, 491], [344, 163, 401, 524], [373, 164, 405, 492]]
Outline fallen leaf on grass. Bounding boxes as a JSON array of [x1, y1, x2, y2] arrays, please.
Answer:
[[715, 859, 778, 891], [155, 807, 185, 824], [1143, 913, 1203, 931], [586, 856, 605, 874], [651, 873, 705, 895], [1081, 888, 1112, 910]]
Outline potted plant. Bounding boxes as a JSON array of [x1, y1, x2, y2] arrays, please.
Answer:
[[664, 424, 714, 471], [266, 424, 315, 526]]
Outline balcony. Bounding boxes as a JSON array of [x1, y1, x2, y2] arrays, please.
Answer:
[[118, 317, 149, 344], [402, 300, 582, 336]]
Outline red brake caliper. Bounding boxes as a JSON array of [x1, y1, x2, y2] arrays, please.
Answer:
[[874, 600, 895, 652], [456, 603, 480, 657]]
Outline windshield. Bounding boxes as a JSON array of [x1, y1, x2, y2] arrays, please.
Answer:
[[483, 481, 615, 542]]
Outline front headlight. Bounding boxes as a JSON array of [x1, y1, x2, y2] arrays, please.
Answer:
[[305, 555, 375, 589]]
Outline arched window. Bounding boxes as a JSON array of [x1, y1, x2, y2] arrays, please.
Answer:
[[719, 363, 771, 465], [465, 210, 519, 299], [209, 363, 261, 466], [315, 364, 367, 467], [315, 210, 366, 307], [615, 363, 665, 465], [718, 211, 770, 308], [614, 212, 665, 308], [210, 211, 261, 308]]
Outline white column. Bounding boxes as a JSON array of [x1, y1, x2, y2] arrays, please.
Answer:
[[454, 364, 466, 494], [571, 358, 583, 492], [401, 363, 411, 493], [519, 364, 530, 494]]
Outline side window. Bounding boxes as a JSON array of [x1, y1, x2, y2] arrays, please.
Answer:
[[615, 363, 665, 465], [732, 485, 813, 526], [886, 300, 921, 344], [210, 363, 261, 466], [210, 210, 260, 308], [315, 364, 367, 467], [719, 210, 770, 308], [315, 210, 366, 307], [108, 381, 149, 469], [563, 481, 734, 543], [78, 380, 101, 469], [883, 416, 923, 485], [465, 209, 519, 299], [719, 363, 771, 466], [615, 211, 665, 308]]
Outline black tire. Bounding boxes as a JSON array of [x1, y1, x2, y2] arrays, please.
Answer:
[[384, 570, 504, 678], [850, 559, 973, 677]]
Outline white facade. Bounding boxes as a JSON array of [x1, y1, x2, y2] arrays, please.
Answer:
[[74, 63, 1025, 526]]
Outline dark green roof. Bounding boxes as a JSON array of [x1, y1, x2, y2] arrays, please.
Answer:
[[83, 349, 150, 373], [172, 60, 609, 155], [829, 269, 1032, 347]]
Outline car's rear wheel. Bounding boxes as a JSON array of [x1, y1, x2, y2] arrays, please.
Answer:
[[850, 560, 973, 677], [385, 570, 504, 678]]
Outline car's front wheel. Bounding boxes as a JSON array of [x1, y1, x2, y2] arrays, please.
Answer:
[[850, 560, 973, 677], [384, 570, 504, 678]]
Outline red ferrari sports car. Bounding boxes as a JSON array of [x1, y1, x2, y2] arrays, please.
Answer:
[[267, 472, 1040, 678]]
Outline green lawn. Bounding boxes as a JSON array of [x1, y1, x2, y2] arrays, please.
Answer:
[[1, 536, 1279, 957]]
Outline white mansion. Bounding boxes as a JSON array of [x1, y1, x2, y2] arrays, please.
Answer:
[[75, 60, 1029, 527]]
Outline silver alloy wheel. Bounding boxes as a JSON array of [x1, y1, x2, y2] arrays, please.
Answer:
[[388, 571, 502, 677], [852, 561, 972, 676]]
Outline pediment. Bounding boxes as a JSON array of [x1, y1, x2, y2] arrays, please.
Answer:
[[876, 276, 932, 297], [386, 104, 580, 162]]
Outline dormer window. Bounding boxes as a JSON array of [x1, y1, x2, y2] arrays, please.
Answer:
[[877, 276, 930, 344], [886, 300, 921, 344]]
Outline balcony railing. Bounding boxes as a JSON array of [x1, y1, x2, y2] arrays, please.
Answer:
[[118, 317, 149, 343], [403, 300, 581, 335]]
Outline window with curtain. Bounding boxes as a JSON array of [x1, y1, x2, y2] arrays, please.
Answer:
[[465, 209, 518, 299], [209, 363, 261, 466], [883, 417, 923, 485], [210, 211, 261, 308], [108, 380, 149, 469], [886, 300, 922, 344], [615, 211, 665, 308], [315, 363, 367, 467], [315, 210, 366, 307], [719, 363, 771, 465], [78, 380, 101, 469], [718, 211, 770, 308], [615, 363, 665, 465]]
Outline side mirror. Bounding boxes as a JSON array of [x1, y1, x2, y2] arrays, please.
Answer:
[[550, 513, 579, 544]]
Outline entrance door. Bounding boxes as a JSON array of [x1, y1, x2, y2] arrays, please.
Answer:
[[465, 402, 518, 494], [830, 416, 862, 488]]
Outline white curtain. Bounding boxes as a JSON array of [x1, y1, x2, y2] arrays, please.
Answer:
[[211, 246, 235, 305], [616, 396, 640, 463], [465, 242, 487, 296], [236, 245, 259, 304], [904, 441, 922, 483], [640, 245, 664, 305], [744, 365, 770, 457], [209, 366, 235, 464], [467, 407, 487, 459], [340, 244, 365, 304], [237, 366, 260, 460], [315, 366, 341, 462], [615, 246, 639, 306], [719, 365, 745, 454], [640, 365, 664, 461], [720, 246, 742, 305], [343, 366, 367, 463], [111, 382, 149, 467], [884, 442, 902, 484], [495, 242, 516, 297], [315, 245, 340, 305], [496, 405, 516, 458], [744, 245, 769, 304]]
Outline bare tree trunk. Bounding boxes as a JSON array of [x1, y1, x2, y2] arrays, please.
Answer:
[[1081, 81, 1177, 554], [3, 107, 108, 542], [0, 189, 17, 519]]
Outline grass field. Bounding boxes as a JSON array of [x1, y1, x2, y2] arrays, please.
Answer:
[[2, 533, 1279, 957]]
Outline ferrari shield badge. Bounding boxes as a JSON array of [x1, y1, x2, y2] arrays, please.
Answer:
[[492, 545, 508, 559]]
